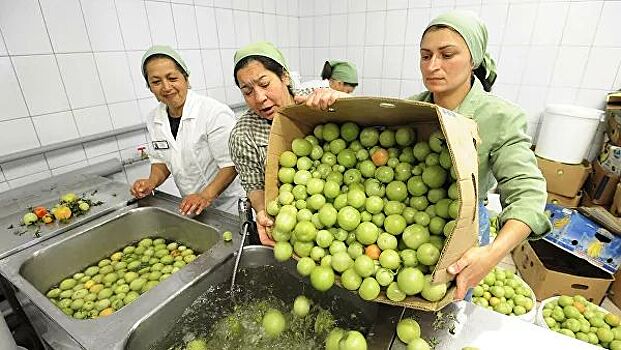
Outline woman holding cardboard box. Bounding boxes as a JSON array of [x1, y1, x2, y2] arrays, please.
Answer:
[[300, 11, 551, 300]]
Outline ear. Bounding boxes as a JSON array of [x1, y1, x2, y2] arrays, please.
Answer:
[[282, 71, 291, 86]]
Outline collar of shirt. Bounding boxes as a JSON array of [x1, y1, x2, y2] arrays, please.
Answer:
[[153, 89, 198, 125]]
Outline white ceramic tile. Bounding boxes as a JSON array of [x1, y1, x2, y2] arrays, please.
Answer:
[[381, 79, 401, 97], [201, 49, 225, 88], [346, 46, 364, 78], [207, 87, 226, 103], [479, 4, 508, 46], [0, 118, 40, 156], [32, 111, 79, 145], [276, 15, 289, 48], [233, 11, 251, 47], [84, 137, 118, 159], [263, 13, 278, 45], [594, 2, 621, 47], [126, 51, 152, 99], [363, 78, 381, 96], [382, 46, 404, 79], [117, 129, 147, 150], [496, 46, 528, 85], [503, 3, 537, 45], [12, 55, 69, 115], [146, 1, 177, 47], [51, 161, 89, 176], [575, 89, 607, 111], [493, 83, 519, 102], [401, 46, 420, 80], [9, 171, 52, 189], [346, 13, 365, 46], [388, 0, 408, 10], [363, 46, 383, 78], [56, 53, 105, 109], [81, 0, 124, 51], [313, 47, 329, 76], [94, 52, 136, 103], [174, 50, 204, 89], [517, 86, 548, 122], [172, 0, 194, 4], [432, 0, 454, 7], [331, 0, 347, 13], [314, 16, 329, 48], [213, 0, 232, 8], [582, 47, 621, 90], [288, 47, 300, 72], [73, 105, 113, 136], [365, 11, 386, 46], [220, 48, 236, 87], [194, 0, 213, 5], [314, 0, 331, 16], [275, 0, 287, 14], [116, 0, 151, 51], [521, 46, 557, 86], [299, 48, 314, 76], [0, 57, 28, 121], [531, 2, 568, 46], [550, 46, 589, 88], [367, 0, 386, 11], [299, 17, 313, 47], [225, 85, 243, 105], [299, 0, 313, 15], [109, 100, 142, 129], [328, 47, 347, 61], [215, 8, 235, 48], [248, 12, 265, 43], [137, 97, 158, 122], [0, 0, 52, 55], [409, 0, 431, 8], [40, 0, 91, 53], [546, 87, 578, 106], [2, 154, 47, 180], [0, 36, 6, 56], [264, 0, 277, 13], [430, 6, 452, 20], [400, 79, 421, 98], [172, 4, 199, 49], [46, 145, 86, 169], [348, 0, 366, 12], [404, 8, 430, 47], [385, 10, 407, 46], [329, 15, 347, 47], [195, 7, 219, 49], [288, 0, 299, 16], [288, 17, 299, 47], [562, 1, 603, 46]]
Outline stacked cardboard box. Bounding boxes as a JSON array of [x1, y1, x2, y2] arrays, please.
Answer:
[[537, 156, 590, 207]]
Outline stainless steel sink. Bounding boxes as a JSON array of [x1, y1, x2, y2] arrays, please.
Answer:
[[124, 245, 403, 350]]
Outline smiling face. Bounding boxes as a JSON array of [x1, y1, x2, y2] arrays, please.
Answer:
[[419, 27, 473, 99], [235, 59, 294, 120], [145, 57, 188, 115]]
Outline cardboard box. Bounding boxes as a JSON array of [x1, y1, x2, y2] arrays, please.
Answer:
[[585, 159, 620, 206], [544, 203, 621, 274], [599, 143, 621, 177], [547, 191, 582, 208], [513, 240, 613, 304], [609, 269, 621, 308], [605, 92, 621, 147], [265, 97, 480, 311], [611, 183, 621, 217], [537, 156, 591, 198]]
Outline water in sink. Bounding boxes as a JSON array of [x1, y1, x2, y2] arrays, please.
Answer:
[[151, 265, 376, 350]]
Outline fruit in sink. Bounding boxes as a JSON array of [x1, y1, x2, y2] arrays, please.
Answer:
[[15, 193, 103, 231], [53, 206, 72, 221], [22, 212, 38, 226], [61, 192, 78, 203], [33, 206, 48, 218]]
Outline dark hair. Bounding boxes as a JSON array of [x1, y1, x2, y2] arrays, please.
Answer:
[[321, 62, 358, 88], [143, 54, 188, 87], [234, 55, 294, 96]]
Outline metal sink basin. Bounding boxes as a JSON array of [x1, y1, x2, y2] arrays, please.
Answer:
[[124, 245, 403, 350]]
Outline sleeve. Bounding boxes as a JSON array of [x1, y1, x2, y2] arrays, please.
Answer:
[[229, 123, 265, 193], [205, 105, 236, 168], [489, 108, 552, 238]]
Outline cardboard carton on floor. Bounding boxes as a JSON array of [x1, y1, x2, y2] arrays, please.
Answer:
[[265, 97, 480, 311], [547, 191, 582, 208], [512, 240, 613, 304], [585, 159, 620, 206], [611, 183, 621, 217], [536, 156, 591, 198], [605, 92, 621, 147], [609, 269, 621, 308]]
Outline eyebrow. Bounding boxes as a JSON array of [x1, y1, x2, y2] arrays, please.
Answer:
[[421, 45, 458, 51], [239, 74, 268, 89]]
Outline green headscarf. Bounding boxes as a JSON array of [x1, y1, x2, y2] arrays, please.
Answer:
[[322, 60, 358, 85], [233, 41, 289, 71], [141, 45, 190, 83], [425, 10, 497, 91]]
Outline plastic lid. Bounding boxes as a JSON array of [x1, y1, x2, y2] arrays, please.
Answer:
[[545, 104, 604, 120]]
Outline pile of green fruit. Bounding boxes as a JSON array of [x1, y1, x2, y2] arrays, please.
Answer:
[[541, 295, 621, 348], [268, 121, 461, 303], [471, 266, 535, 317], [396, 318, 431, 350], [45, 237, 198, 319]]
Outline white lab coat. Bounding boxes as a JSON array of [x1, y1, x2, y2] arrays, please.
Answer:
[[146, 90, 244, 215]]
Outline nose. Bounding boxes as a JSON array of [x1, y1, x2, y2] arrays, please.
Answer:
[[161, 80, 172, 91], [427, 55, 441, 71], [254, 88, 268, 104]]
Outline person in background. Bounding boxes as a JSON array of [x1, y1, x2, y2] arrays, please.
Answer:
[[321, 60, 359, 93], [131, 45, 244, 216]]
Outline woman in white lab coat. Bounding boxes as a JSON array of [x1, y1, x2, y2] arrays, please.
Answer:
[[131, 45, 243, 215]]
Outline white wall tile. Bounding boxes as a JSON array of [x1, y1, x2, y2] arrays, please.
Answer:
[[388, 0, 408, 10], [73, 105, 113, 136], [575, 89, 607, 110], [207, 87, 227, 103], [146, 1, 177, 47], [172, 4, 200, 49], [381, 79, 401, 97], [276, 15, 289, 48], [594, 2, 621, 47], [400, 79, 422, 98], [347, 13, 366, 46], [517, 86, 548, 122], [56, 53, 105, 109], [432, 0, 454, 7], [51, 161, 89, 176], [346, 46, 364, 78], [234, 10, 251, 47], [493, 83, 519, 102], [546, 87, 578, 106], [0, 57, 28, 121], [116, 0, 152, 51], [581, 47, 621, 90], [225, 85, 243, 105], [348, 0, 367, 12], [363, 78, 381, 96], [363, 46, 383, 78], [288, 47, 301, 72], [288, 0, 299, 16], [109, 100, 142, 129], [299, 17, 314, 47], [213, 0, 233, 8], [314, 0, 331, 16], [480, 4, 508, 46], [331, 0, 348, 14], [2, 155, 47, 180], [288, 17, 299, 47], [84, 137, 118, 159], [328, 47, 347, 61], [503, 3, 537, 45], [531, 2, 568, 46], [40, 0, 91, 53], [314, 16, 329, 47], [0, 118, 40, 156], [172, 0, 194, 4], [562, 1, 603, 46], [263, 14, 278, 47], [521, 46, 557, 86], [137, 97, 158, 122], [275, 0, 287, 15], [46, 145, 86, 169], [382, 46, 404, 79], [9, 171, 52, 189], [201, 49, 225, 88], [404, 8, 430, 47], [496, 46, 528, 85], [175, 50, 205, 89], [385, 10, 407, 46], [299, 0, 314, 15], [367, 0, 386, 11], [300, 48, 314, 76], [249, 13, 265, 43], [0, 36, 6, 56], [550, 46, 589, 88], [126, 51, 151, 99], [220, 48, 235, 86], [215, 8, 235, 48], [330, 15, 348, 47], [313, 47, 329, 76], [365, 11, 386, 46], [264, 0, 277, 13], [117, 129, 147, 149], [0, 0, 52, 55], [12, 55, 69, 115], [81, 0, 124, 51], [401, 46, 420, 80], [408, 0, 430, 8], [32, 111, 79, 145], [94, 52, 136, 103], [615, 66, 621, 91], [196, 6, 220, 49]]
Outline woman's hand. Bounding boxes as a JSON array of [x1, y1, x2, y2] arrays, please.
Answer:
[[130, 179, 156, 199], [447, 245, 500, 300], [179, 193, 212, 216], [256, 210, 275, 247], [294, 88, 351, 111]]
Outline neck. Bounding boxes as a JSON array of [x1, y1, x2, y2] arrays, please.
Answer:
[[168, 105, 183, 117], [433, 80, 471, 111]]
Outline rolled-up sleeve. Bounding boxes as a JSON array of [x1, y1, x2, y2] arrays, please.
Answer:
[[229, 122, 265, 193], [206, 108, 236, 169]]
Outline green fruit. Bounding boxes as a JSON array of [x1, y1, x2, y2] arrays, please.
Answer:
[[416, 243, 440, 266], [421, 275, 447, 302], [397, 267, 425, 295], [358, 277, 380, 301], [422, 165, 447, 189], [293, 295, 311, 317], [338, 206, 361, 231], [262, 309, 286, 337], [292, 138, 312, 156], [310, 266, 335, 292], [339, 330, 368, 350], [341, 268, 363, 291], [397, 318, 421, 344], [279, 151, 297, 168], [326, 328, 346, 350]]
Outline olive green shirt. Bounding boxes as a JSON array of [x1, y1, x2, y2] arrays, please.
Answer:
[[410, 79, 551, 237]]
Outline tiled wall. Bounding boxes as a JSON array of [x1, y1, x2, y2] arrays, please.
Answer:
[[297, 0, 621, 143], [0, 0, 300, 193]]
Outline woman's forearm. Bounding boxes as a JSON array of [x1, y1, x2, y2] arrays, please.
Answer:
[[490, 219, 531, 261], [248, 190, 266, 213], [199, 166, 238, 200], [149, 163, 171, 187]]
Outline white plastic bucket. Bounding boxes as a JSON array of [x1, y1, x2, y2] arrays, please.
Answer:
[[535, 104, 604, 164]]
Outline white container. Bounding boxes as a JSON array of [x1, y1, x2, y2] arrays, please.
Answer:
[[535, 104, 605, 164]]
